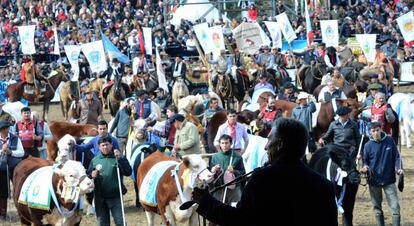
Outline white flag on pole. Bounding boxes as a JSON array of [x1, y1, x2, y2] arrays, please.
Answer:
[[18, 25, 36, 54], [156, 48, 169, 93], [233, 22, 265, 55], [81, 40, 108, 73], [193, 23, 211, 53], [208, 25, 226, 54], [53, 27, 60, 55], [356, 34, 377, 63], [397, 11, 414, 42], [264, 21, 283, 48], [275, 12, 297, 43], [63, 45, 81, 81], [143, 27, 153, 56], [320, 20, 339, 47]]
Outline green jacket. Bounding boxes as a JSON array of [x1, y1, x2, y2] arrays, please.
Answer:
[[174, 120, 200, 156], [210, 150, 245, 186], [88, 152, 132, 199]]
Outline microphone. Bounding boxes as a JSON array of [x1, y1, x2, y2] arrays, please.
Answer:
[[96, 164, 103, 174], [179, 165, 268, 210]]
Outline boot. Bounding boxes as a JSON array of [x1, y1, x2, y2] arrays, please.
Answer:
[[0, 198, 7, 220], [375, 214, 385, 226], [392, 215, 401, 226]]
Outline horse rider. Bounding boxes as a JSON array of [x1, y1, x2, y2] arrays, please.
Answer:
[[105, 58, 124, 82], [168, 55, 190, 88], [318, 106, 361, 158], [255, 45, 274, 70], [272, 47, 289, 81], [370, 92, 396, 136], [316, 42, 327, 61], [209, 50, 233, 86], [380, 36, 397, 59], [324, 46, 341, 69], [318, 80, 347, 103]]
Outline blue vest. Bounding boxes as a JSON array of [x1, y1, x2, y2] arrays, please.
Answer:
[[134, 99, 152, 119], [0, 133, 18, 151]]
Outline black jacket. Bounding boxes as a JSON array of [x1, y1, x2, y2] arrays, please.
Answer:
[[322, 119, 361, 156], [196, 161, 338, 226]]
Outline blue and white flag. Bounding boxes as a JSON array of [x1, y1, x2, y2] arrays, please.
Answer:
[[264, 21, 283, 48], [356, 34, 376, 63], [18, 25, 36, 54], [64, 45, 81, 81], [81, 40, 108, 73], [397, 11, 414, 42], [320, 20, 339, 47], [101, 32, 130, 64], [275, 12, 297, 43]]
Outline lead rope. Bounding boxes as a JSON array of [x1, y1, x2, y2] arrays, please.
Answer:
[[171, 163, 187, 203], [326, 158, 346, 214]]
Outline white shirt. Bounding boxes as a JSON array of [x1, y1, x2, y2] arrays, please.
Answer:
[[0, 134, 24, 157]]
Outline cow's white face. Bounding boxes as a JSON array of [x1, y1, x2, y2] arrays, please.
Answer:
[[56, 134, 76, 163], [182, 155, 213, 190], [56, 160, 94, 195]]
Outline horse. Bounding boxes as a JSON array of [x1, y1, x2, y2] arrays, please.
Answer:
[[309, 144, 360, 226], [172, 77, 190, 106], [7, 65, 68, 120], [231, 68, 252, 105], [297, 62, 328, 94], [107, 75, 131, 117], [215, 73, 234, 109], [388, 93, 414, 148]]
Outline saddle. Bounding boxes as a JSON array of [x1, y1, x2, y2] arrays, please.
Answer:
[[101, 81, 114, 97]]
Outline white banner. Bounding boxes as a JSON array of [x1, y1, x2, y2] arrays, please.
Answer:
[[400, 62, 414, 82], [53, 27, 60, 55], [233, 22, 266, 55], [320, 20, 339, 47], [275, 12, 297, 43], [208, 25, 226, 54], [193, 23, 212, 53], [397, 11, 414, 42], [264, 21, 283, 48], [143, 27, 153, 56], [356, 34, 377, 63], [63, 45, 81, 81], [156, 48, 169, 92], [18, 25, 36, 54], [81, 40, 108, 73]]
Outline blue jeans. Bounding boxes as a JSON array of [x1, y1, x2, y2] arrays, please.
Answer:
[[95, 197, 125, 226], [369, 183, 400, 217]]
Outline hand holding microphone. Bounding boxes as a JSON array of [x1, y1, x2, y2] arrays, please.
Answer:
[[92, 164, 103, 178]]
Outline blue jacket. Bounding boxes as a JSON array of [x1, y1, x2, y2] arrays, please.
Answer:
[[75, 135, 120, 157], [363, 132, 402, 187]]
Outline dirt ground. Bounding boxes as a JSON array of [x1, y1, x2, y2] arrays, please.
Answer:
[[4, 85, 414, 225]]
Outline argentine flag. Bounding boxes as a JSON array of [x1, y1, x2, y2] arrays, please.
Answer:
[[101, 31, 130, 64]]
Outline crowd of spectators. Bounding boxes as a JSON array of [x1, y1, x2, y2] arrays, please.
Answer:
[[0, 0, 412, 80]]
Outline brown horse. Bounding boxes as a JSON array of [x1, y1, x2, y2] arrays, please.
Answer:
[[314, 99, 361, 141], [215, 73, 233, 109], [7, 66, 68, 120], [107, 75, 131, 117]]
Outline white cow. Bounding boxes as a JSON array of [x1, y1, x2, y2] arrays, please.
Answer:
[[388, 93, 414, 148], [56, 134, 77, 164]]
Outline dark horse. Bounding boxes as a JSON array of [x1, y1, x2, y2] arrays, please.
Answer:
[[297, 62, 328, 94], [232, 69, 252, 104], [106, 75, 131, 117], [309, 144, 361, 226], [6, 66, 68, 120]]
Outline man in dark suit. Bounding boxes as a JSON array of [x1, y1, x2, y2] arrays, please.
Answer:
[[168, 55, 190, 88], [193, 118, 338, 226]]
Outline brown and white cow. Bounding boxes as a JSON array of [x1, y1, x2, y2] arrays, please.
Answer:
[[47, 121, 98, 160], [13, 158, 94, 226], [138, 151, 213, 226]]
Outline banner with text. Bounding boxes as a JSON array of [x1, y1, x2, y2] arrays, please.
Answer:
[[233, 22, 265, 55]]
